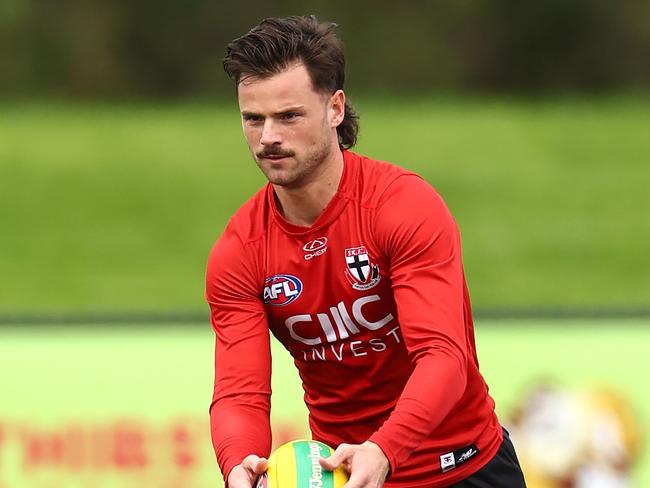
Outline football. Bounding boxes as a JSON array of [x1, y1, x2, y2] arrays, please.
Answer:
[[255, 439, 348, 488]]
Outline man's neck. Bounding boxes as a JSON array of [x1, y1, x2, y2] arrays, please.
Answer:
[[273, 148, 345, 227]]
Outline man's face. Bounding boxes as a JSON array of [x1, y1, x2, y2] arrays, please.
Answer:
[[237, 63, 342, 189]]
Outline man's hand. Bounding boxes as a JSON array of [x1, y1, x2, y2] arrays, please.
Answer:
[[227, 454, 268, 488], [319, 441, 390, 488]]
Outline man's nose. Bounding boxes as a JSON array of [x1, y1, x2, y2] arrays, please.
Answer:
[[260, 119, 282, 146]]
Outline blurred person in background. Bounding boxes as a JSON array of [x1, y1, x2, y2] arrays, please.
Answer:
[[206, 15, 527, 488], [508, 382, 642, 488]]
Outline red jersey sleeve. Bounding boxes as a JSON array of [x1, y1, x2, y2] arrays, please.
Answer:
[[368, 175, 469, 473], [206, 227, 272, 483]]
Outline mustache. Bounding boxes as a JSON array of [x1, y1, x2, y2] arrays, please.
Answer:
[[257, 147, 294, 158]]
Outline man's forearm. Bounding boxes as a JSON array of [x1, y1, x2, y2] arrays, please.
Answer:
[[368, 351, 467, 472], [210, 398, 272, 482]]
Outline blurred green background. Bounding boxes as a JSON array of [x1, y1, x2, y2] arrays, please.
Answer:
[[1, 99, 649, 312], [1, 1, 649, 487]]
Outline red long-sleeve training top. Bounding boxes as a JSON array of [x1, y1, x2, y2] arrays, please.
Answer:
[[206, 150, 502, 487]]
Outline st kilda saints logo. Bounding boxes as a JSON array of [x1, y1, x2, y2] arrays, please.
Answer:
[[344, 246, 381, 291]]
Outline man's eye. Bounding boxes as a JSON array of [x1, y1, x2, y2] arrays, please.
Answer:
[[282, 112, 298, 120], [244, 115, 263, 123]]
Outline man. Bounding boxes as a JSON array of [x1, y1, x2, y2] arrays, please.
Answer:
[[206, 15, 526, 488]]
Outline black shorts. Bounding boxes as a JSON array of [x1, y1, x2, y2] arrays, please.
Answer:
[[450, 428, 527, 488]]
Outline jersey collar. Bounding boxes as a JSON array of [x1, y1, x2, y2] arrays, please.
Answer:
[[267, 149, 358, 235]]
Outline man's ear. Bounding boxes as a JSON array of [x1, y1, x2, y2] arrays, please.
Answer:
[[329, 89, 346, 128]]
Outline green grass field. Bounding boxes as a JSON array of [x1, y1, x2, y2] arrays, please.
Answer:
[[0, 321, 647, 487], [1, 98, 649, 312]]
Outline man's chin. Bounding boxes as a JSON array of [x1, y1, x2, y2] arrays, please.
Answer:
[[262, 169, 296, 187], [269, 177, 298, 188]]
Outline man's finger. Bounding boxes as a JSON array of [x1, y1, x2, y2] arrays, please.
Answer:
[[319, 443, 350, 470], [241, 454, 269, 474], [341, 470, 370, 488]]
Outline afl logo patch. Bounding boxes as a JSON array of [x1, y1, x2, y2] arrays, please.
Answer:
[[263, 274, 303, 306]]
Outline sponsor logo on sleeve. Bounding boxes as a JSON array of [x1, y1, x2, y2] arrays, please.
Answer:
[[303, 237, 328, 260], [263, 274, 303, 306], [440, 452, 456, 473], [344, 246, 381, 291], [440, 444, 479, 472]]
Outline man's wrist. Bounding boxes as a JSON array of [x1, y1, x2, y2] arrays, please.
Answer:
[[364, 440, 391, 479], [367, 434, 395, 476]]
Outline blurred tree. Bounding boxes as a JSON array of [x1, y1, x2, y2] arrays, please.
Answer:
[[1, 0, 648, 97], [466, 0, 650, 92]]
